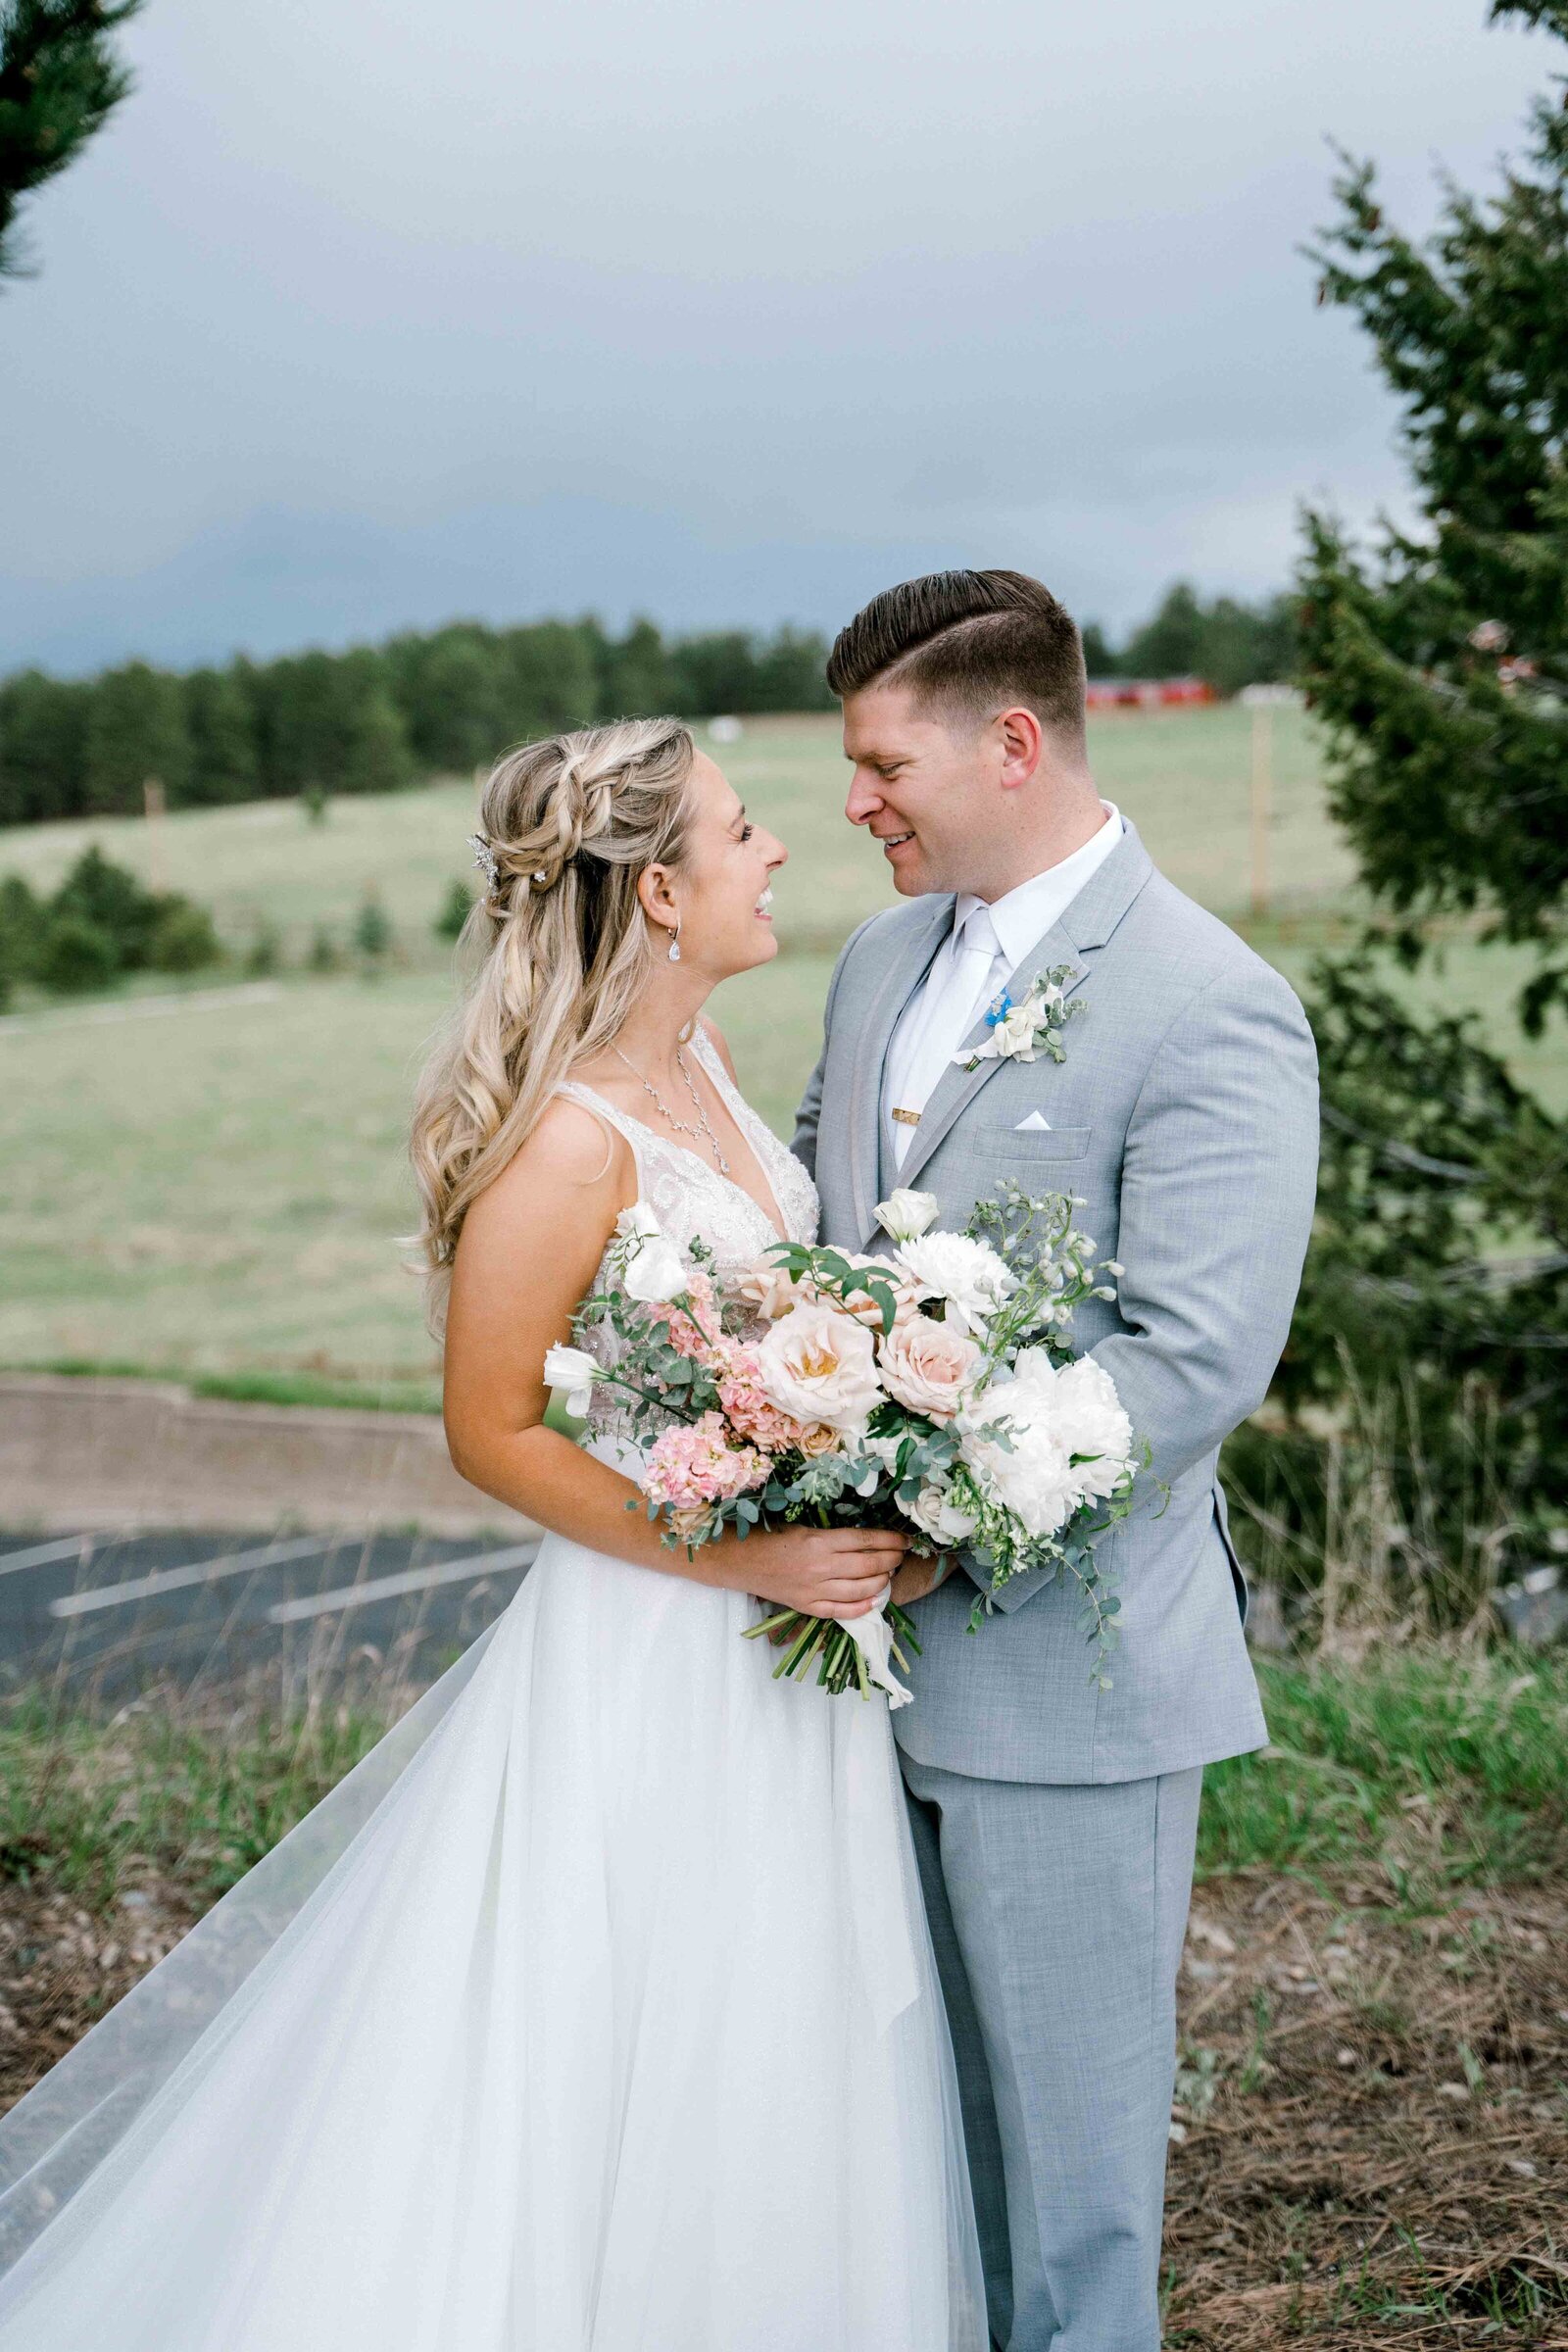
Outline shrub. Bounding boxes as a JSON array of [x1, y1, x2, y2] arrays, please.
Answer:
[[146, 901, 222, 973], [433, 877, 473, 940], [34, 912, 120, 993]]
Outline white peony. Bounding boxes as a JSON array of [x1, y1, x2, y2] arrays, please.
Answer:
[[614, 1202, 687, 1303], [873, 1187, 941, 1244], [962, 1417, 1078, 1538], [1042, 1352, 1135, 1501], [894, 1231, 1017, 1336], [755, 1299, 885, 1433], [542, 1343, 601, 1418], [961, 1348, 1133, 1537]]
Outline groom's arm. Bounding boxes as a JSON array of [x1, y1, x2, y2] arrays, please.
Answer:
[[975, 959, 1319, 1615], [792, 914, 876, 1179]]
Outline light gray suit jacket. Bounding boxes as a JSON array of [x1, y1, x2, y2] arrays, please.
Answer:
[[793, 819, 1319, 1785]]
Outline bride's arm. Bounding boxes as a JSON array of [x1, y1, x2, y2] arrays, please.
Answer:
[[442, 1099, 906, 1615]]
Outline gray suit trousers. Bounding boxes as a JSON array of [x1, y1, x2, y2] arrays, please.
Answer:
[[902, 1756, 1203, 2352]]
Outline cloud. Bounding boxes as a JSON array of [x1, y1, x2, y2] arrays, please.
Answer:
[[0, 0, 1547, 666]]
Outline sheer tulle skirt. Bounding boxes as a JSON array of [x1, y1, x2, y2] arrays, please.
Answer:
[[0, 1518, 986, 2349]]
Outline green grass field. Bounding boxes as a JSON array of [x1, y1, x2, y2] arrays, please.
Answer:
[[2, 705, 1561, 1396]]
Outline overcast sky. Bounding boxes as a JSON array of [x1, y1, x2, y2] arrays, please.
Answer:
[[0, 0, 1549, 672]]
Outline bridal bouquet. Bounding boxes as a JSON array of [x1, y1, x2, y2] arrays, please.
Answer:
[[546, 1183, 1141, 1704]]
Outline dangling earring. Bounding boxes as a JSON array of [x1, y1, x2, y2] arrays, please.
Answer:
[[666, 913, 682, 963]]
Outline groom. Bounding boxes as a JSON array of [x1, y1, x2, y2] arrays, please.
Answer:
[[794, 569, 1319, 2352]]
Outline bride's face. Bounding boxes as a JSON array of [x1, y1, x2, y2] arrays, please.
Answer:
[[653, 751, 786, 979]]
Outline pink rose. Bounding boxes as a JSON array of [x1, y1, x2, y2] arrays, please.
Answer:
[[876, 1317, 982, 1423]]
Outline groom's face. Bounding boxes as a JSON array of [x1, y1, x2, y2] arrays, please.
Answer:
[[841, 683, 997, 899]]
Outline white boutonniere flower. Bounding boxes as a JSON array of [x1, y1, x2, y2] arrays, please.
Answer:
[[952, 965, 1085, 1073]]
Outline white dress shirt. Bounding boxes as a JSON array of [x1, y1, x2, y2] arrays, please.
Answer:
[[882, 803, 1124, 1167]]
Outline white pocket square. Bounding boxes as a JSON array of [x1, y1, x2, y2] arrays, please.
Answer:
[[1014, 1110, 1054, 1132]]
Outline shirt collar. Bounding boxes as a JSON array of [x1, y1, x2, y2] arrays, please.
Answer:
[[955, 802, 1123, 969]]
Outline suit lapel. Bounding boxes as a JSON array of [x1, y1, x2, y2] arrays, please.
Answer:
[[847, 897, 953, 1244], [891, 821, 1155, 1200]]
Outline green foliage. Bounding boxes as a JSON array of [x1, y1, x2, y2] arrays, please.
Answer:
[[1111, 583, 1297, 691], [2, 844, 222, 998], [353, 886, 391, 961], [1286, 6, 1568, 1603], [0, 0, 142, 283], [146, 898, 220, 972], [0, 616, 841, 829], [181, 665, 259, 806], [243, 916, 281, 975], [0, 668, 91, 820], [0, 867, 44, 997], [82, 661, 191, 813], [33, 906, 116, 990], [433, 875, 473, 940]]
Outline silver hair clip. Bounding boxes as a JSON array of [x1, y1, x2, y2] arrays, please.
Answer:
[[468, 832, 502, 892]]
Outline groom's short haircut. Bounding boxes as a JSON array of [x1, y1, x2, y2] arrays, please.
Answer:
[[826, 568, 1087, 746]]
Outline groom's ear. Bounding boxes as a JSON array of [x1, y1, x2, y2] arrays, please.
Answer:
[[996, 706, 1045, 794]]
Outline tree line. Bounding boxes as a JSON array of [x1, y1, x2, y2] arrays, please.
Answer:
[[0, 587, 1298, 831], [0, 619, 841, 827]]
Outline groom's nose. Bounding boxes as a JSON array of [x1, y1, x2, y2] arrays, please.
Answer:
[[845, 766, 884, 825]]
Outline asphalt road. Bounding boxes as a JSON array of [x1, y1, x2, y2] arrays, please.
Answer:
[[0, 1525, 539, 1703]]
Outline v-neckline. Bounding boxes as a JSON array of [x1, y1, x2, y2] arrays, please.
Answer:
[[565, 1072, 790, 1250]]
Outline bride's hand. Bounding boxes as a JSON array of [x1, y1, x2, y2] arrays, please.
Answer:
[[719, 1525, 908, 1620]]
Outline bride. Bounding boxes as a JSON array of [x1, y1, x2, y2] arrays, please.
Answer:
[[0, 716, 987, 2350]]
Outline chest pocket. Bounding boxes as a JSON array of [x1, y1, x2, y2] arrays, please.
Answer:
[[967, 1122, 1094, 1164]]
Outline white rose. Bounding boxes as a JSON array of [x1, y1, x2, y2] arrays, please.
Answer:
[[899, 1479, 979, 1545], [614, 1202, 687, 1303], [541, 1343, 601, 1418], [894, 1231, 1017, 1337], [755, 1299, 885, 1432], [874, 1188, 941, 1244], [991, 1004, 1039, 1059], [877, 1316, 982, 1423], [733, 1258, 812, 1320]]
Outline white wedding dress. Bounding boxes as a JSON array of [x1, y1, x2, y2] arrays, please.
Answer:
[[0, 1027, 986, 2352]]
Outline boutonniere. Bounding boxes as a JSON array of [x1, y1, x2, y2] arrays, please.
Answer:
[[952, 964, 1085, 1072]]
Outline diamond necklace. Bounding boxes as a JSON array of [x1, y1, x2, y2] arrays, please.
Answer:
[[612, 1044, 732, 1177]]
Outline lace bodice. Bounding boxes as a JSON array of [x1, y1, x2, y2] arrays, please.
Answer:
[[556, 1025, 819, 1446]]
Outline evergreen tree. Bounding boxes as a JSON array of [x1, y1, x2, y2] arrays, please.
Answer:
[[259, 647, 411, 797], [81, 660, 191, 813], [182, 664, 260, 805], [388, 622, 509, 772], [1079, 621, 1117, 678], [499, 620, 600, 736], [1120, 581, 1206, 677], [1280, 0, 1568, 1599], [751, 625, 835, 712], [0, 0, 141, 282], [601, 618, 671, 717], [0, 667, 91, 819]]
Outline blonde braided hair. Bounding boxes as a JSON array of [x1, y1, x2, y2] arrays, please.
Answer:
[[409, 716, 696, 1335]]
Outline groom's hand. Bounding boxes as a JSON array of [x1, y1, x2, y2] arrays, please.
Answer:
[[890, 1556, 953, 1607]]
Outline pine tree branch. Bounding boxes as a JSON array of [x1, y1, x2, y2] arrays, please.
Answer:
[[0, 0, 142, 283]]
